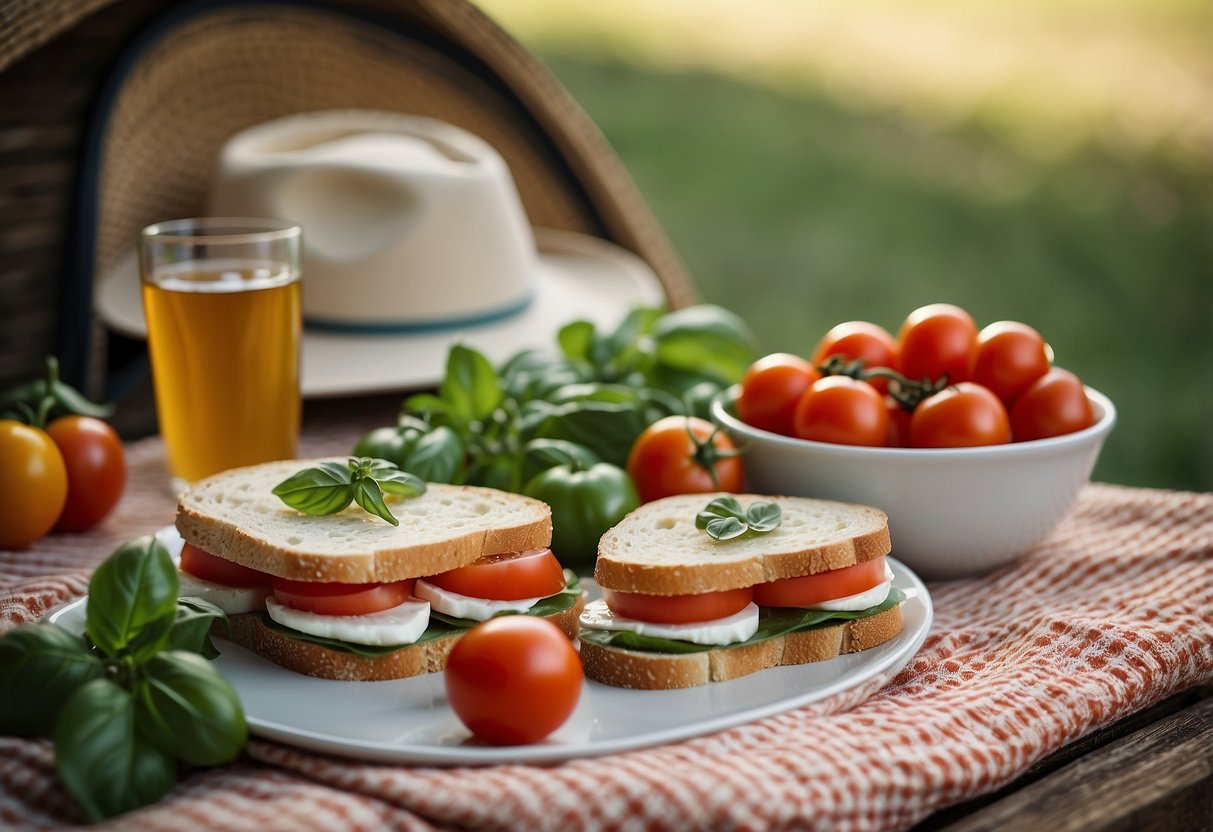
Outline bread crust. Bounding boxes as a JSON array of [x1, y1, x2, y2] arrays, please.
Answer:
[[579, 603, 903, 690], [220, 597, 585, 682], [594, 494, 890, 594]]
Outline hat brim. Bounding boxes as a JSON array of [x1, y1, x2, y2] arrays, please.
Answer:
[[96, 228, 666, 397]]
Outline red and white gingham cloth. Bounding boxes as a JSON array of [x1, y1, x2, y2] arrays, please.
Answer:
[[2, 434, 1211, 831]]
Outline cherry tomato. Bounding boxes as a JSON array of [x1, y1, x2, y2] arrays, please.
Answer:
[[910, 382, 1011, 448], [792, 376, 889, 447], [737, 353, 819, 435], [753, 557, 888, 607], [427, 548, 565, 601], [0, 420, 67, 549], [180, 543, 272, 587], [885, 398, 913, 448], [972, 321, 1050, 406], [627, 416, 743, 504], [1010, 368, 1094, 441], [811, 321, 899, 393], [897, 303, 978, 384], [444, 616, 582, 745], [272, 578, 416, 615], [45, 415, 126, 533], [601, 586, 753, 624]]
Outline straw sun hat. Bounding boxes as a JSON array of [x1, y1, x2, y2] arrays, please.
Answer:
[[0, 0, 693, 400]]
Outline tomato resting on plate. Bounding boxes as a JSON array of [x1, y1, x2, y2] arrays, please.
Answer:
[[445, 616, 583, 745], [427, 548, 565, 601], [180, 543, 272, 587], [601, 586, 754, 624], [753, 557, 888, 607], [272, 577, 416, 616]]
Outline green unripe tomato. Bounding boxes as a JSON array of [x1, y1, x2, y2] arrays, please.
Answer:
[[523, 462, 640, 567]]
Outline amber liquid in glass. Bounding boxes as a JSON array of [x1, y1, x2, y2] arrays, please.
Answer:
[[142, 261, 301, 484]]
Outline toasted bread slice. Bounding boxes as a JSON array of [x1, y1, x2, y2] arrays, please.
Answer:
[[579, 603, 903, 690], [177, 458, 552, 583], [594, 494, 890, 595]]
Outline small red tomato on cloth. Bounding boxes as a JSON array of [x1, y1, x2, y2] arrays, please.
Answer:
[[46, 415, 126, 533], [444, 616, 583, 745]]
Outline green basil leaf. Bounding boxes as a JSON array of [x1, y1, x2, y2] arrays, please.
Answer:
[[353, 478, 398, 526], [745, 501, 783, 532], [707, 496, 747, 519], [0, 624, 103, 736], [272, 461, 355, 513], [579, 628, 711, 654], [402, 392, 451, 419], [134, 651, 247, 767], [441, 345, 502, 423], [557, 320, 596, 361], [522, 438, 600, 482], [86, 536, 179, 659], [367, 462, 426, 497], [54, 679, 177, 822], [168, 597, 230, 659], [652, 304, 755, 384], [606, 307, 663, 355], [706, 516, 747, 540], [403, 426, 464, 483], [527, 399, 651, 468]]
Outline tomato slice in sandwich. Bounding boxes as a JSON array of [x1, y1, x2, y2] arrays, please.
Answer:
[[752, 557, 888, 608], [427, 548, 565, 601], [601, 586, 754, 624], [272, 578, 416, 616], [180, 543, 271, 587]]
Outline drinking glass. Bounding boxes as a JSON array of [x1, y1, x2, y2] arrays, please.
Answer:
[[140, 218, 302, 491]]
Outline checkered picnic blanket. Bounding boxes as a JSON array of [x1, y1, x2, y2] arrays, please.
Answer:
[[2, 429, 1211, 831]]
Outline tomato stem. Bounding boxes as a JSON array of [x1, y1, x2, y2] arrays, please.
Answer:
[[816, 356, 952, 411]]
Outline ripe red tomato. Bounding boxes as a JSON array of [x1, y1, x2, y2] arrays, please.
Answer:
[[972, 322, 1050, 406], [427, 548, 565, 601], [444, 616, 582, 745], [898, 303, 978, 384], [811, 321, 899, 393], [601, 586, 753, 624], [885, 398, 913, 448], [627, 416, 743, 503], [45, 415, 126, 533], [792, 376, 889, 447], [1010, 368, 1094, 441], [272, 578, 416, 615], [0, 420, 67, 549], [737, 353, 818, 435], [910, 382, 1011, 448], [180, 543, 272, 587], [753, 557, 888, 607]]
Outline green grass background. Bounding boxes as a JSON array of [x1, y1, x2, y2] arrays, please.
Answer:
[[475, 0, 1211, 493]]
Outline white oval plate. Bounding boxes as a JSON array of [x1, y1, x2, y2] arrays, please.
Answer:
[[48, 529, 932, 766]]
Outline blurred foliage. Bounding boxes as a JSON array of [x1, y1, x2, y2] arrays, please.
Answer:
[[479, 1, 1212, 492]]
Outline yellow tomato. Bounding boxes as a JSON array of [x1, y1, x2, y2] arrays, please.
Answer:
[[0, 419, 68, 549]]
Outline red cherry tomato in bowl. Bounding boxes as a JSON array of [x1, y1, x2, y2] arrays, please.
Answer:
[[1010, 368, 1094, 441], [627, 416, 743, 503], [0, 420, 67, 549], [445, 616, 582, 745], [792, 376, 889, 447], [811, 321, 899, 393], [737, 353, 818, 435], [972, 322, 1050, 406], [910, 382, 1011, 448], [45, 415, 126, 533], [898, 303, 977, 384], [427, 548, 565, 601]]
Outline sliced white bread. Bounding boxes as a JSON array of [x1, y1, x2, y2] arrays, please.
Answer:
[[579, 603, 903, 690], [595, 494, 891, 594], [177, 458, 552, 583]]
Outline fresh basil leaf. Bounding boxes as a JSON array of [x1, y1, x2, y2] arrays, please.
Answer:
[[558, 320, 596, 361], [464, 453, 520, 492], [54, 679, 177, 822], [402, 392, 451, 419], [404, 426, 464, 483], [522, 439, 600, 482], [706, 517, 747, 540], [441, 345, 502, 423], [652, 304, 755, 384], [168, 597, 230, 659], [134, 651, 247, 767], [702, 496, 747, 521], [606, 306, 663, 355], [353, 478, 398, 526], [745, 502, 783, 532], [272, 462, 356, 516], [527, 399, 651, 468], [367, 463, 426, 497], [86, 536, 179, 659], [0, 624, 103, 736], [579, 628, 712, 654], [500, 349, 591, 402]]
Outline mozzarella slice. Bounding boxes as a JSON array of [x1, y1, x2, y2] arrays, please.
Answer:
[[265, 596, 430, 646], [414, 579, 544, 621], [807, 564, 895, 611], [579, 599, 759, 646], [178, 569, 271, 615]]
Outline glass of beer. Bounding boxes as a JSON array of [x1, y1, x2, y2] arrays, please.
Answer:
[[140, 218, 302, 491]]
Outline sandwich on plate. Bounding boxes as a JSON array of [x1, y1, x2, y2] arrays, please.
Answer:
[[172, 458, 583, 681], [578, 493, 904, 689]]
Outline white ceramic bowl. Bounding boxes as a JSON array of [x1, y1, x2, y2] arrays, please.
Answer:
[[712, 386, 1116, 580]]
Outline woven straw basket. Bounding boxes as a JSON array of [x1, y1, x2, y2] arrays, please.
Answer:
[[0, 0, 693, 406]]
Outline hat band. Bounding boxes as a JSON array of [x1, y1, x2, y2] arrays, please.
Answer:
[[303, 291, 535, 334]]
